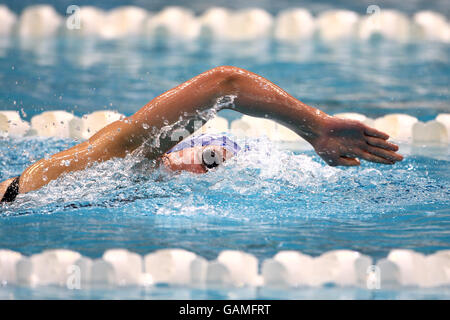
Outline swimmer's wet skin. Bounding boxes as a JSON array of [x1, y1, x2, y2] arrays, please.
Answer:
[[0, 66, 403, 203]]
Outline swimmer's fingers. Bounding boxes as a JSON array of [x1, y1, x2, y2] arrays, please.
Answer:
[[365, 136, 399, 151], [363, 143, 403, 162], [357, 149, 397, 164], [364, 126, 389, 140]]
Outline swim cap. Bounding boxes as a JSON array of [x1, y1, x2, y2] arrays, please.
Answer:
[[166, 134, 241, 155]]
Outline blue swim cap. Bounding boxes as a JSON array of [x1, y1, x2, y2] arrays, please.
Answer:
[[166, 134, 241, 155]]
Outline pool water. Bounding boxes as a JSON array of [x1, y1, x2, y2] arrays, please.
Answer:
[[1, 1, 450, 300]]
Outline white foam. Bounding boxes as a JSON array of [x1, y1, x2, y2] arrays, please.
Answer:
[[413, 11, 450, 42], [217, 250, 260, 286], [274, 9, 315, 41], [316, 10, 359, 41], [373, 114, 418, 141], [18, 5, 62, 37], [102, 249, 143, 286], [69, 110, 124, 140], [358, 10, 411, 41], [0, 5, 17, 35], [0, 111, 30, 137], [16, 249, 81, 286], [412, 120, 448, 144], [147, 6, 200, 39], [0, 250, 22, 285], [144, 248, 197, 284], [225, 8, 273, 41], [31, 110, 75, 138], [99, 6, 148, 39]]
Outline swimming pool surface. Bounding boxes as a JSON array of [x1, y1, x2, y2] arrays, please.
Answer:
[[0, 0, 449, 299]]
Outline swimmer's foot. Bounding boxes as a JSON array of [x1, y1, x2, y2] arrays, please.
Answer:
[[311, 116, 403, 166]]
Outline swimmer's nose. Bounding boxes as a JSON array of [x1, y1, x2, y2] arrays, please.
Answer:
[[202, 148, 221, 169]]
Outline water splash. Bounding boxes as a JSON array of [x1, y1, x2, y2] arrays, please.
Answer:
[[2, 136, 448, 221]]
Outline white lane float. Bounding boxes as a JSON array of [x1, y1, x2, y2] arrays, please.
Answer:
[[262, 251, 314, 287], [412, 120, 448, 144], [358, 10, 411, 42], [0, 111, 30, 136], [274, 8, 315, 41], [386, 249, 428, 287], [90, 259, 116, 285], [425, 250, 450, 287], [147, 6, 200, 39], [385, 249, 450, 287], [16, 249, 81, 286], [217, 250, 261, 286], [6, 5, 450, 43], [69, 110, 124, 140], [373, 114, 418, 141], [436, 113, 450, 140], [231, 115, 278, 138], [311, 250, 372, 287], [262, 250, 371, 287], [225, 8, 273, 41], [1, 249, 449, 288], [316, 10, 359, 41], [0, 249, 23, 286], [197, 116, 229, 134], [231, 115, 303, 143], [199, 7, 231, 38], [67, 6, 106, 36], [18, 5, 62, 37], [99, 6, 148, 39], [0, 5, 17, 35], [144, 249, 197, 284], [30, 110, 74, 138], [413, 11, 450, 42], [102, 249, 143, 286], [334, 112, 375, 126]]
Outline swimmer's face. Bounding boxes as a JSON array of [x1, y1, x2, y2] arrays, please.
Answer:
[[162, 145, 234, 174]]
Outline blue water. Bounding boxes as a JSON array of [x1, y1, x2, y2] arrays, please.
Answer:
[[1, 1, 450, 300]]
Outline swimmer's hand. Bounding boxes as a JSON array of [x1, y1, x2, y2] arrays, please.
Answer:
[[311, 117, 403, 166]]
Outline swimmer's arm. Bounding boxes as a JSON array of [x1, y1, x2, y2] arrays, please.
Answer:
[[131, 65, 403, 166], [13, 65, 402, 195]]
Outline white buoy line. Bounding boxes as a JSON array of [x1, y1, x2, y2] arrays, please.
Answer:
[[0, 5, 448, 42]]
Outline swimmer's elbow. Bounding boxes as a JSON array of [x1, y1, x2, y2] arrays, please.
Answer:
[[210, 66, 246, 93]]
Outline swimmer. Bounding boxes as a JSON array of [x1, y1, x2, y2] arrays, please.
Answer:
[[0, 66, 403, 203]]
